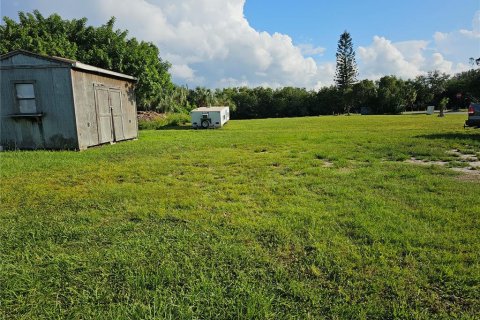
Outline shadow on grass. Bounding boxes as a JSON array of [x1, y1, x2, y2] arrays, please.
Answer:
[[416, 132, 480, 141]]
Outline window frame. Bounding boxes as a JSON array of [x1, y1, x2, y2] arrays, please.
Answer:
[[13, 80, 39, 115]]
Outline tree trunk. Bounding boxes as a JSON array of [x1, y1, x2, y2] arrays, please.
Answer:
[[438, 106, 445, 117]]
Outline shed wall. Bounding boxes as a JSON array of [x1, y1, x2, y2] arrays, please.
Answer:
[[1, 54, 59, 67], [0, 64, 78, 149], [71, 70, 138, 150]]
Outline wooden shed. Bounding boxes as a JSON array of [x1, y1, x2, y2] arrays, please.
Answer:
[[0, 50, 138, 150]]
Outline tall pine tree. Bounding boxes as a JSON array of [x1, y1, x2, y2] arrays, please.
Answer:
[[335, 31, 358, 89], [335, 31, 358, 114]]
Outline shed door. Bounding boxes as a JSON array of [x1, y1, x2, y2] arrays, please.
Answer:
[[110, 90, 125, 141], [95, 87, 113, 144], [95, 86, 126, 144]]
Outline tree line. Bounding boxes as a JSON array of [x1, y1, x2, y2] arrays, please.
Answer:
[[182, 69, 478, 119], [1, 11, 479, 119], [0, 10, 172, 110]]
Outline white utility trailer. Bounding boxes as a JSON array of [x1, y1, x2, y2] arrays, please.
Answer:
[[191, 106, 230, 129]]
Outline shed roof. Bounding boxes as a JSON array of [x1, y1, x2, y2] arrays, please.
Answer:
[[191, 107, 229, 112], [0, 50, 137, 81]]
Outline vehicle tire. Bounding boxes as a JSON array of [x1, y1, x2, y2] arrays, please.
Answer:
[[201, 120, 210, 129]]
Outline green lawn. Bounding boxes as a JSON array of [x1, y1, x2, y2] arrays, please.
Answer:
[[1, 115, 479, 319]]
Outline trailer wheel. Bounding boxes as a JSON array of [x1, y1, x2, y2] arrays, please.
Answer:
[[201, 120, 210, 129]]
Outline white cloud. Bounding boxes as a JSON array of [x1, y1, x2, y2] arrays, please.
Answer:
[[357, 11, 479, 80], [358, 36, 422, 79], [29, 0, 333, 88], [433, 11, 480, 62], [170, 64, 195, 81], [8, 1, 478, 88], [474, 10, 480, 33], [298, 44, 326, 56]]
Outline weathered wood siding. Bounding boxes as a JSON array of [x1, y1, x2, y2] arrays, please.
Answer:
[[71, 69, 138, 150], [0, 55, 78, 149], [1, 52, 137, 150]]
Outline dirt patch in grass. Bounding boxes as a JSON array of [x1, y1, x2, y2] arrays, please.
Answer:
[[449, 149, 480, 167], [336, 167, 354, 174], [406, 149, 480, 181], [452, 166, 480, 181], [323, 160, 334, 168], [405, 158, 449, 167]]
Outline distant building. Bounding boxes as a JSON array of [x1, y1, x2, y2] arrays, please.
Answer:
[[0, 50, 138, 150]]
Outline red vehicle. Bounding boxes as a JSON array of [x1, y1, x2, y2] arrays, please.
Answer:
[[465, 103, 480, 128]]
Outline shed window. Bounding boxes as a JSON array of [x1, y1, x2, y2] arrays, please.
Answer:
[[15, 83, 37, 113]]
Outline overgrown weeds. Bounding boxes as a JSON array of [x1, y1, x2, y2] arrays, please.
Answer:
[[138, 112, 190, 130]]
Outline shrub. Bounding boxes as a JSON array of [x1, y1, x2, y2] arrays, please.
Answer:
[[138, 113, 190, 130]]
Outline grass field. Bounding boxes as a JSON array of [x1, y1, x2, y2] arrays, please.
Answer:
[[1, 115, 479, 319]]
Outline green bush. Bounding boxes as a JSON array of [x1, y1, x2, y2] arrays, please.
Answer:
[[137, 118, 162, 130], [138, 113, 190, 130]]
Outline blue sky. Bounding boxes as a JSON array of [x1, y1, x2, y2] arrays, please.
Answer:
[[2, 0, 479, 88], [244, 0, 479, 61]]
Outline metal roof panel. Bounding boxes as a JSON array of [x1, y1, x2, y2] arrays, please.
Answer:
[[1, 50, 137, 81]]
